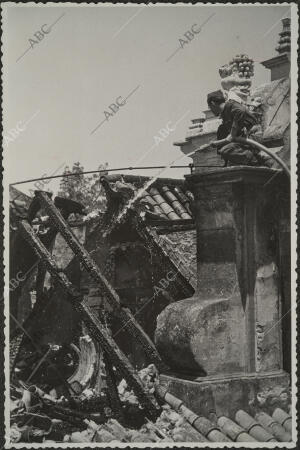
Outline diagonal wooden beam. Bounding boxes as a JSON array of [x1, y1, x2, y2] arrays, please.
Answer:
[[35, 191, 166, 371], [103, 352, 124, 423], [18, 220, 161, 420]]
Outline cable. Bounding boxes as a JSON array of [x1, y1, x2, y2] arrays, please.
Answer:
[[9, 165, 222, 186], [11, 136, 287, 187]]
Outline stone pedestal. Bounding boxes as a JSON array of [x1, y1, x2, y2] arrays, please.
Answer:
[[173, 110, 223, 173], [159, 371, 290, 419], [155, 167, 289, 407]]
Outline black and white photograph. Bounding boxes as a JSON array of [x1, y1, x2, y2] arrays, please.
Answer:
[[2, 2, 298, 447]]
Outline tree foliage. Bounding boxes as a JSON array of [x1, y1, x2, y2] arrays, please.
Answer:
[[58, 162, 108, 212]]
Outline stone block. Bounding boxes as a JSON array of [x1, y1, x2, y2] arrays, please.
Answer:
[[155, 295, 246, 376], [159, 371, 290, 419]]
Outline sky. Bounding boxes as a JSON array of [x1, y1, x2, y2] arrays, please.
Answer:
[[2, 3, 292, 195]]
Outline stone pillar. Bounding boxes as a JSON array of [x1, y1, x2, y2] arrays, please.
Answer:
[[173, 110, 223, 173], [155, 167, 285, 378]]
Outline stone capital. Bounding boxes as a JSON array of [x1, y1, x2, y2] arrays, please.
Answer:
[[186, 166, 280, 192]]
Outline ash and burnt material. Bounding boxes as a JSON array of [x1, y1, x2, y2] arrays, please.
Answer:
[[18, 220, 161, 421]]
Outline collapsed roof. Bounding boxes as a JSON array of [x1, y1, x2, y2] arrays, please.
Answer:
[[98, 174, 196, 289]]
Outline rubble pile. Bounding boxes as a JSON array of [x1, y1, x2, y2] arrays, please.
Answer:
[[10, 382, 108, 443], [10, 363, 198, 443]]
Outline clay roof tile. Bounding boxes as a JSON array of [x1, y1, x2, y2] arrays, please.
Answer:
[[235, 410, 276, 442], [174, 186, 193, 215], [218, 416, 257, 442], [149, 187, 181, 220], [255, 412, 292, 442], [191, 415, 231, 442], [160, 186, 192, 219], [272, 408, 292, 433]]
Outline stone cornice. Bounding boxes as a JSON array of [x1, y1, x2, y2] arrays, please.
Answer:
[[261, 52, 290, 70], [186, 166, 282, 188]]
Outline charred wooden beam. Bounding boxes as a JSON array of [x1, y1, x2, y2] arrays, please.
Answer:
[[19, 220, 161, 420], [149, 220, 195, 232], [10, 334, 23, 374], [103, 352, 124, 423], [35, 191, 165, 371]]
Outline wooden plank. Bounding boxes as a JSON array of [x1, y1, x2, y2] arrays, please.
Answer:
[[18, 220, 160, 420], [36, 191, 165, 371]]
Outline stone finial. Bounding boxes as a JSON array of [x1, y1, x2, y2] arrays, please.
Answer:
[[276, 18, 291, 54], [261, 17, 291, 81]]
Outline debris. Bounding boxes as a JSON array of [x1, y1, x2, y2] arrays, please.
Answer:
[[10, 363, 205, 443], [94, 428, 116, 443], [21, 388, 31, 411], [10, 424, 22, 443], [82, 209, 101, 222], [10, 187, 204, 443], [68, 430, 92, 443]]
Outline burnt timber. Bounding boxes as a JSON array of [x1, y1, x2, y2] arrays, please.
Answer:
[[19, 219, 160, 420]]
